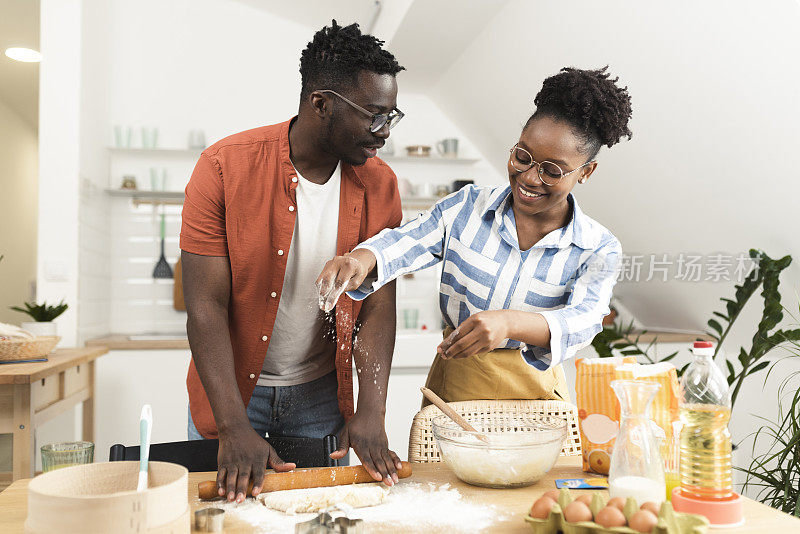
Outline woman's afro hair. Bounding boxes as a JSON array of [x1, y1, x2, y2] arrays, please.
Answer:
[[531, 66, 632, 158]]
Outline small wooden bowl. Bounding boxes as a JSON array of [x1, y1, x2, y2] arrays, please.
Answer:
[[25, 461, 189, 533], [405, 145, 432, 157]]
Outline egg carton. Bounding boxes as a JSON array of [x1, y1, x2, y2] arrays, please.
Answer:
[[525, 488, 709, 534]]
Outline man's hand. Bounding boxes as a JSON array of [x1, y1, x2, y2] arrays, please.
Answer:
[[437, 310, 511, 360], [316, 249, 377, 312], [330, 410, 402, 486], [217, 424, 295, 502]]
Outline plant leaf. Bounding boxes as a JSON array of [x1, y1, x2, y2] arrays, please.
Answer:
[[748, 361, 770, 376], [708, 319, 723, 334], [660, 351, 678, 362], [726, 360, 736, 385]]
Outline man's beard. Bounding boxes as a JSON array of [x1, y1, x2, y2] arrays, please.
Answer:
[[322, 117, 367, 167]]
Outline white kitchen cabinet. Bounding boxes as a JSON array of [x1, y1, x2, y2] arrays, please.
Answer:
[[91, 334, 439, 463], [94, 349, 191, 461]]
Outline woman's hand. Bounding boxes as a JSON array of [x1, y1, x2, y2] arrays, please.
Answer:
[[437, 310, 512, 359], [316, 248, 377, 312]]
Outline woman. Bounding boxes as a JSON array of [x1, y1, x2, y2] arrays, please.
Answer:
[[317, 66, 632, 404]]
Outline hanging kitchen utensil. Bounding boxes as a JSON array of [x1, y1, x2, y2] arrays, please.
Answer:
[[153, 207, 173, 279]]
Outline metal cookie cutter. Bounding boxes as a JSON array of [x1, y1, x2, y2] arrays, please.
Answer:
[[295, 512, 364, 534], [194, 507, 225, 532]]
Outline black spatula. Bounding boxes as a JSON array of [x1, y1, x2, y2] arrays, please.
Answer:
[[153, 211, 173, 279]]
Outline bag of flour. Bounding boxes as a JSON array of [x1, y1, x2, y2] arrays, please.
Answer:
[[575, 356, 636, 474], [576, 357, 681, 475]]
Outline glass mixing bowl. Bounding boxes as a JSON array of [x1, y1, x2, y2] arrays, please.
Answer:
[[431, 414, 567, 488]]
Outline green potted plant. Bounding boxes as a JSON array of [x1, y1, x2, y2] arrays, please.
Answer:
[[10, 300, 68, 337], [739, 302, 800, 516]]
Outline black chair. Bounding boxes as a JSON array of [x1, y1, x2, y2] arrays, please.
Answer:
[[109, 435, 339, 472]]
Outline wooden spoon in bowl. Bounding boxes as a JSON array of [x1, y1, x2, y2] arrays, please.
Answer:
[[420, 387, 490, 444]]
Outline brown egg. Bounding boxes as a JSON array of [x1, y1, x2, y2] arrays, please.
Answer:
[[574, 494, 593, 506], [595, 506, 627, 528], [543, 489, 561, 502], [607, 496, 627, 510], [629, 510, 658, 533], [563, 500, 594, 524], [640, 501, 660, 515], [529, 496, 556, 519]]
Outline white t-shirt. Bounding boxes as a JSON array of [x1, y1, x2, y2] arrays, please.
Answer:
[[258, 163, 341, 386]]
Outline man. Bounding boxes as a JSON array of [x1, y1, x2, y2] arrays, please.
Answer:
[[179, 20, 405, 503]]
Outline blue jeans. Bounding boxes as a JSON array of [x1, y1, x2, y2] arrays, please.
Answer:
[[188, 370, 347, 462]]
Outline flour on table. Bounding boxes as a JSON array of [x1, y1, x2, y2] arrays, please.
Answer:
[[257, 483, 388, 514], [213, 481, 503, 533]]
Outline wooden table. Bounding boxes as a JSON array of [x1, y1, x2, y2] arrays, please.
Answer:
[[1, 457, 799, 532], [0, 346, 108, 483]]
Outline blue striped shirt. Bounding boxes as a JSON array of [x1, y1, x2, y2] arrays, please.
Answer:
[[348, 185, 621, 370]]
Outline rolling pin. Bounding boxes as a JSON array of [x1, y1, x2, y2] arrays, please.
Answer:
[[198, 462, 413, 500]]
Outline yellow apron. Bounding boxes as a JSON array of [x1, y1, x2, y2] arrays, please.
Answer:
[[422, 328, 570, 407]]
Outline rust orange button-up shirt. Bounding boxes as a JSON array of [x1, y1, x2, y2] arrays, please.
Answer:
[[180, 118, 402, 438]]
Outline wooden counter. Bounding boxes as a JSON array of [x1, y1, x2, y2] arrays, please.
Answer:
[[0, 346, 108, 483], [86, 331, 712, 352], [2, 458, 798, 533], [86, 334, 189, 350]]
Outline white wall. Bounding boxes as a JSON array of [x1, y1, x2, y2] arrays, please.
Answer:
[[0, 98, 38, 324], [77, 0, 112, 345], [104, 0, 309, 151], [37, 0, 82, 346]]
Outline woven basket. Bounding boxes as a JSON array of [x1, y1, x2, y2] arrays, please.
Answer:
[[408, 399, 582, 463], [25, 461, 189, 534], [0, 336, 60, 362]]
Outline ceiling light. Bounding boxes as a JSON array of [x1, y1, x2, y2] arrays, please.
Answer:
[[5, 47, 42, 63]]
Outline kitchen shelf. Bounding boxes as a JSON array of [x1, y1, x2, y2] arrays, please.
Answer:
[[401, 196, 441, 210], [380, 155, 480, 164], [105, 188, 185, 206], [103, 190, 441, 209], [622, 330, 713, 344], [107, 147, 203, 156]]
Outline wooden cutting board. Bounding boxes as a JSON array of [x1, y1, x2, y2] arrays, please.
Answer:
[[173, 258, 185, 311]]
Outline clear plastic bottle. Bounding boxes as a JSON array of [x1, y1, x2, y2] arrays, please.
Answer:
[[678, 341, 732, 500]]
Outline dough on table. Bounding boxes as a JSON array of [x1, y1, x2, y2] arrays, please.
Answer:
[[258, 483, 389, 514]]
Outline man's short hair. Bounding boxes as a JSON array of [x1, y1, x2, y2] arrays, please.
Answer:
[[299, 20, 404, 102]]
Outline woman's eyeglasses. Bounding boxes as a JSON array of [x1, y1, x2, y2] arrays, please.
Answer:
[[509, 144, 593, 186]]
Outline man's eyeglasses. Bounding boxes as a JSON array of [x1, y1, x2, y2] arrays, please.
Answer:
[[318, 89, 404, 133], [509, 144, 593, 186]]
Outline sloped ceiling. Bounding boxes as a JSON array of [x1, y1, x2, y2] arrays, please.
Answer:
[[425, 0, 800, 332], [231, 0, 378, 31], [385, 0, 511, 92], [0, 0, 39, 129]]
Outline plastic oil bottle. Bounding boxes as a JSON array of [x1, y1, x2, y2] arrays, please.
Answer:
[[672, 341, 743, 526]]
